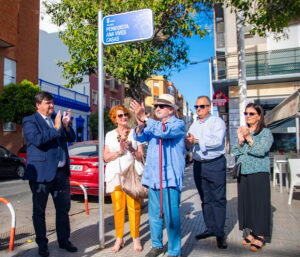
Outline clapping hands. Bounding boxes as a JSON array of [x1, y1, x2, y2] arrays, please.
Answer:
[[62, 109, 72, 128], [237, 126, 250, 144], [54, 109, 72, 131]]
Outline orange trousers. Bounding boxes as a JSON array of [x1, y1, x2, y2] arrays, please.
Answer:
[[111, 185, 141, 239]]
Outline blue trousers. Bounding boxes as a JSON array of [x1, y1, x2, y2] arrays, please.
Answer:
[[29, 167, 71, 248], [148, 187, 181, 256], [193, 156, 227, 237]]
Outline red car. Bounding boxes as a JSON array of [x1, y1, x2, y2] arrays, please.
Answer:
[[68, 141, 107, 196], [17, 144, 27, 164]]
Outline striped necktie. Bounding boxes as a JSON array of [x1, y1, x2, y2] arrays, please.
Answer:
[[46, 117, 66, 163]]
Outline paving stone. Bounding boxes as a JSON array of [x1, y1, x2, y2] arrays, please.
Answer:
[[1, 165, 300, 257]]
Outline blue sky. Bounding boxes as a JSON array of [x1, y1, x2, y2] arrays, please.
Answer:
[[169, 33, 216, 114]]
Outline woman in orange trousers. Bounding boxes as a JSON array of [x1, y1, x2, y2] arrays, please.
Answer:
[[103, 105, 144, 252]]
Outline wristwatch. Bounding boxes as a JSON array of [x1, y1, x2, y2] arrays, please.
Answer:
[[142, 117, 148, 124]]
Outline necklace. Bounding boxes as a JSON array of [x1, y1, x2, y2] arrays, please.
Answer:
[[117, 129, 129, 142]]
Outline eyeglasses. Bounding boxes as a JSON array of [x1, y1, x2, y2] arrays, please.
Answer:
[[243, 112, 257, 117], [117, 113, 129, 118], [154, 104, 169, 109], [194, 105, 210, 109]]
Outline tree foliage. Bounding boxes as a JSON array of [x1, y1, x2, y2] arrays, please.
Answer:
[[0, 80, 40, 124], [223, 0, 300, 37], [44, 0, 212, 100], [44, 0, 299, 100], [89, 109, 115, 139]]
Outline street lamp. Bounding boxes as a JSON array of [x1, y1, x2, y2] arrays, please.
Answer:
[[190, 58, 214, 115]]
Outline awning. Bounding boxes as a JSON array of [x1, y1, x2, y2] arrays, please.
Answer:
[[265, 89, 300, 127]]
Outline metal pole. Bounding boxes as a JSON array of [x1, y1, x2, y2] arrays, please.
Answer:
[[296, 116, 300, 153], [208, 58, 214, 115], [236, 10, 247, 126], [98, 10, 105, 249]]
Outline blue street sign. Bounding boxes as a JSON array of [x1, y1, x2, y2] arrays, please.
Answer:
[[102, 9, 154, 45]]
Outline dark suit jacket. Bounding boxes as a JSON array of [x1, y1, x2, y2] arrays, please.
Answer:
[[22, 112, 76, 182]]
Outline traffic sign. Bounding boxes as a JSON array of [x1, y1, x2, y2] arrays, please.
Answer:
[[102, 9, 154, 45]]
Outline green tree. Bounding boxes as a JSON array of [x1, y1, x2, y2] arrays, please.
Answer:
[[0, 80, 40, 124], [223, 0, 300, 37], [89, 109, 116, 139], [44, 0, 212, 100]]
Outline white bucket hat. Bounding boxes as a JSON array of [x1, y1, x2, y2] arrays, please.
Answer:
[[153, 94, 178, 110]]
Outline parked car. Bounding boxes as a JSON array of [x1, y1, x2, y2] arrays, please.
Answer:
[[68, 141, 107, 196], [0, 145, 25, 178]]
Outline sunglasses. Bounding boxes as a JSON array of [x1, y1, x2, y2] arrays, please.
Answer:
[[117, 113, 129, 118], [243, 112, 257, 117], [194, 105, 210, 109], [154, 104, 169, 109]]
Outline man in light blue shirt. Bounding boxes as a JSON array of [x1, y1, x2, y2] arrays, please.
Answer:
[[186, 95, 227, 249], [130, 94, 185, 257]]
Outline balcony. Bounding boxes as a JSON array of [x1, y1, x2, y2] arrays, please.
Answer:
[[213, 47, 300, 82], [39, 79, 90, 112]]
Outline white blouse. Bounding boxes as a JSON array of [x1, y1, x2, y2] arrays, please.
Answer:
[[104, 129, 144, 193]]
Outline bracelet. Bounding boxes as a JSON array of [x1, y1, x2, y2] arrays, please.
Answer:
[[117, 150, 123, 157], [247, 137, 254, 144]]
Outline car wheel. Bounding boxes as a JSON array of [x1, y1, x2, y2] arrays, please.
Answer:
[[16, 166, 25, 178]]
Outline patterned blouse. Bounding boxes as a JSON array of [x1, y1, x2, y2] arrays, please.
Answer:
[[232, 128, 274, 175]]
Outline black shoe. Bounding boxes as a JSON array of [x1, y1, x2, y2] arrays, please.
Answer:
[[59, 241, 78, 252], [145, 247, 164, 257], [217, 237, 228, 249], [195, 230, 214, 240], [38, 246, 49, 257]]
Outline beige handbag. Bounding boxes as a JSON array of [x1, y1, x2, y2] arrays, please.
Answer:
[[120, 158, 148, 199]]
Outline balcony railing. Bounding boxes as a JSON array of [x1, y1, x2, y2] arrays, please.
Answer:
[[38, 79, 90, 112], [213, 47, 300, 81]]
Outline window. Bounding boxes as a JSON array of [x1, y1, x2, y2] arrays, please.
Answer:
[[110, 98, 116, 107], [116, 99, 120, 105], [153, 82, 159, 87], [4, 58, 16, 85], [110, 78, 115, 89], [153, 95, 159, 101], [92, 90, 97, 105], [167, 85, 175, 95]]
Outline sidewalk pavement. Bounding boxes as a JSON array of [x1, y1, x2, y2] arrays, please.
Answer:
[[2, 164, 300, 257]]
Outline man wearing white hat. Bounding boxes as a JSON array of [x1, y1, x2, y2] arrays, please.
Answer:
[[130, 94, 185, 257]]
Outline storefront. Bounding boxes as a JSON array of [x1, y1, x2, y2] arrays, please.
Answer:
[[265, 89, 300, 153]]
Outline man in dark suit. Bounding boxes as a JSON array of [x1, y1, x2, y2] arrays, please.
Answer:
[[22, 91, 77, 257]]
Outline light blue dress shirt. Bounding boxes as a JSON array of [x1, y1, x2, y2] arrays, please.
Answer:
[[133, 115, 186, 191], [188, 115, 226, 161], [232, 128, 274, 174]]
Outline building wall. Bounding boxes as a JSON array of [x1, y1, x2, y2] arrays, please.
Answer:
[[0, 0, 39, 154], [267, 23, 300, 50], [39, 30, 90, 97], [145, 75, 167, 116], [223, 7, 267, 55], [89, 73, 123, 113]]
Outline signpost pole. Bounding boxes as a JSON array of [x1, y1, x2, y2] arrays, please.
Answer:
[[208, 58, 214, 115], [98, 10, 105, 249], [98, 8, 154, 249]]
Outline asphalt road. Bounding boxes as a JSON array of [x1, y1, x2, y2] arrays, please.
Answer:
[[0, 178, 113, 252], [0, 179, 33, 233]]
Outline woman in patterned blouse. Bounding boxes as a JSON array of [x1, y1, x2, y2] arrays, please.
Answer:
[[232, 103, 274, 252]]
